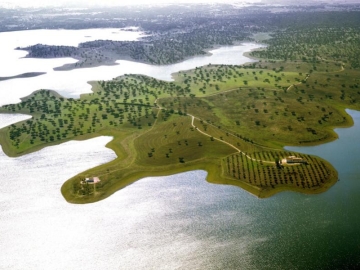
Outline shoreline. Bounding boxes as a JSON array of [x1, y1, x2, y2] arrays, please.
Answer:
[[36, 41, 265, 72], [58, 104, 355, 204], [0, 72, 46, 81], [0, 97, 351, 203], [0, 105, 346, 203], [0, 42, 356, 203], [1, 86, 356, 158], [61, 156, 339, 204]]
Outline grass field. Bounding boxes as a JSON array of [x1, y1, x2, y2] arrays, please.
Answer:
[[2, 39, 360, 203]]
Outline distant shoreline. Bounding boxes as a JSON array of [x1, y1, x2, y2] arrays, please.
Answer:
[[0, 72, 46, 81], [24, 42, 265, 72]]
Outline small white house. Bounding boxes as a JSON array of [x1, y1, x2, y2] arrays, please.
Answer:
[[84, 177, 100, 184], [85, 177, 94, 183], [286, 156, 306, 164]]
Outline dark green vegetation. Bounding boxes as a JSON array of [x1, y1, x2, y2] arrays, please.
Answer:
[[2, 6, 360, 203]]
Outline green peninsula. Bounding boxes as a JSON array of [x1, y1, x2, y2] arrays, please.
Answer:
[[3, 16, 360, 203], [2, 54, 358, 202]]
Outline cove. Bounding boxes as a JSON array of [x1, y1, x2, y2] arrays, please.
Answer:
[[285, 109, 360, 192]]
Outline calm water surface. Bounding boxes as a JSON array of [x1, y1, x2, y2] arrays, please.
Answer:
[[0, 110, 359, 269], [0, 29, 359, 269]]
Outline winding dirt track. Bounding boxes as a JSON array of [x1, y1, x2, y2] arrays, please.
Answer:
[[155, 97, 274, 163], [188, 113, 274, 164]]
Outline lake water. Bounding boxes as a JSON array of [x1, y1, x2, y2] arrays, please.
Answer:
[[0, 29, 263, 106], [0, 28, 144, 76], [0, 29, 360, 269]]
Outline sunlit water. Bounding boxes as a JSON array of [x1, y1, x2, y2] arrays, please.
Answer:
[[0, 29, 360, 269], [1, 110, 359, 270]]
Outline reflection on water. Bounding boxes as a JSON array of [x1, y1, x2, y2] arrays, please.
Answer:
[[1, 110, 360, 269], [0, 136, 259, 270]]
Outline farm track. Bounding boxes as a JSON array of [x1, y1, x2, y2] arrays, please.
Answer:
[[155, 98, 275, 164]]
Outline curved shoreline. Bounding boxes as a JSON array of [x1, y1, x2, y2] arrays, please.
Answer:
[[0, 42, 355, 203], [61, 156, 339, 204], [277, 106, 355, 147], [59, 103, 342, 204]]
